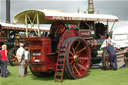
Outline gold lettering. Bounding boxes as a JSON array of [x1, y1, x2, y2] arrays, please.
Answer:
[[53, 16, 65, 20]]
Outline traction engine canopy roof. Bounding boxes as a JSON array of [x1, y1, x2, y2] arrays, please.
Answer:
[[0, 22, 49, 32], [13, 9, 118, 24]]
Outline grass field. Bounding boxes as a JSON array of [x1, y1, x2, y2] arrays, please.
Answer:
[[0, 65, 128, 85]]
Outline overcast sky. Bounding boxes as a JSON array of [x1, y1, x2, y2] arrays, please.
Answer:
[[0, 0, 128, 23]]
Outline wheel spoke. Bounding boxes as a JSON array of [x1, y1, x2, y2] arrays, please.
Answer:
[[66, 38, 91, 78], [69, 61, 74, 65], [77, 63, 87, 71], [10, 59, 14, 62], [74, 64, 81, 77], [69, 57, 74, 60], [12, 54, 16, 57], [72, 46, 76, 54], [76, 47, 86, 55], [69, 51, 74, 56], [70, 63, 75, 75], [79, 57, 88, 61], [75, 41, 80, 51]]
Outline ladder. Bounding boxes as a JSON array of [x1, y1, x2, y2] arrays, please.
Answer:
[[54, 46, 66, 82]]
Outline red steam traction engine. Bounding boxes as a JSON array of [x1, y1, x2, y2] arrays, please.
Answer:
[[13, 9, 118, 82]]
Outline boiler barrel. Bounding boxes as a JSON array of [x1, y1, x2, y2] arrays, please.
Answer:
[[87, 39, 105, 50], [5, 42, 14, 50]]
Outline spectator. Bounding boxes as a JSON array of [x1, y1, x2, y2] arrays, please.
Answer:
[[0, 44, 8, 78], [124, 49, 128, 67], [24, 47, 29, 75], [16, 43, 25, 77], [106, 39, 118, 70], [0, 48, 1, 73]]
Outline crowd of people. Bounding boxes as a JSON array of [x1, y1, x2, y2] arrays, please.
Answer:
[[0, 43, 29, 78], [0, 41, 128, 78]]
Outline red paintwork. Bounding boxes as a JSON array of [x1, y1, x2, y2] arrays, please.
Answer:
[[77, 30, 91, 39], [57, 29, 76, 50], [24, 20, 110, 80], [25, 37, 56, 72], [103, 49, 111, 70], [67, 37, 91, 78]]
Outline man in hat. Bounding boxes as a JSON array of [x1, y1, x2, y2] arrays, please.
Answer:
[[106, 39, 118, 70]]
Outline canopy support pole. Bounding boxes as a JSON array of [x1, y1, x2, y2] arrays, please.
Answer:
[[107, 20, 109, 34], [37, 13, 40, 37], [25, 14, 29, 37], [110, 21, 115, 32]]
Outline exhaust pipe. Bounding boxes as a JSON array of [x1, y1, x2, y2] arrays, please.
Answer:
[[88, 0, 94, 14], [6, 0, 10, 23]]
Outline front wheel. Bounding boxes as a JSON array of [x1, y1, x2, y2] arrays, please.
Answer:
[[102, 48, 112, 70], [8, 48, 19, 66]]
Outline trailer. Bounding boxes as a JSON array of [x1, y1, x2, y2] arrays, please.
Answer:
[[13, 9, 118, 82]]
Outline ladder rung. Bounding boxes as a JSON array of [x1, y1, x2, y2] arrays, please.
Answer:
[[56, 64, 64, 66], [55, 74, 63, 76], [54, 49, 66, 83], [59, 54, 65, 57], [57, 59, 64, 61], [55, 79, 61, 81], [57, 69, 63, 71], [60, 46, 66, 49], [60, 48, 66, 52]]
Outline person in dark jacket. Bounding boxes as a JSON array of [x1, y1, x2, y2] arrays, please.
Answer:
[[106, 39, 118, 70], [124, 49, 128, 67]]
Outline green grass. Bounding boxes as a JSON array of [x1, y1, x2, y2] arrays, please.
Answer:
[[1, 65, 128, 85]]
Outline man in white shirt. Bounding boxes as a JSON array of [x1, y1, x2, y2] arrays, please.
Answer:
[[16, 43, 25, 77]]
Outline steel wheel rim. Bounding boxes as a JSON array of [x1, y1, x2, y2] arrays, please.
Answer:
[[67, 38, 90, 78], [10, 54, 19, 65], [104, 50, 111, 69], [9, 48, 19, 66]]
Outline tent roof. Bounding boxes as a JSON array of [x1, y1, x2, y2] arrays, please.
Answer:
[[113, 25, 128, 34]]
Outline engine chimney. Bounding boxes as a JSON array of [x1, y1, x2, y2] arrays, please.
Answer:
[[6, 0, 10, 23], [88, 0, 94, 14]]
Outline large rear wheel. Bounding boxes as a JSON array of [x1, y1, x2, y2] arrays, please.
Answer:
[[62, 37, 91, 79]]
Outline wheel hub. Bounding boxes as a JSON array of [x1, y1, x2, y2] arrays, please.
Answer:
[[73, 55, 79, 61]]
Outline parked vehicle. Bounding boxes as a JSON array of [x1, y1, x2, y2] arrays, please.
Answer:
[[12, 9, 118, 82]]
